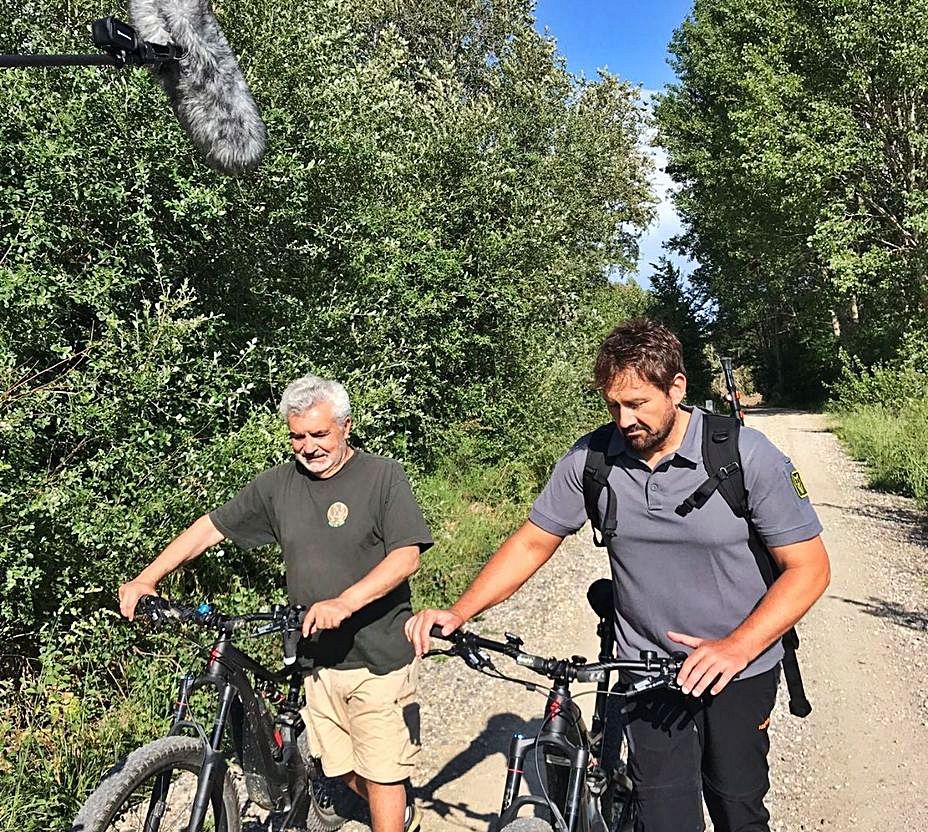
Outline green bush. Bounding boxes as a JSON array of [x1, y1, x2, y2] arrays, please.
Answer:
[[0, 1, 655, 827], [0, 0, 653, 660], [829, 360, 928, 507], [832, 401, 928, 506]]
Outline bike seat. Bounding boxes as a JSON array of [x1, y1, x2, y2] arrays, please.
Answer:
[[586, 579, 613, 621]]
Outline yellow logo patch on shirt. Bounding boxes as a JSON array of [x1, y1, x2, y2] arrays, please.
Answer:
[[327, 501, 349, 527], [790, 470, 808, 500]]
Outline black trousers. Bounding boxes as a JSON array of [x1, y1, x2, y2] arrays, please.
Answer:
[[622, 666, 780, 832]]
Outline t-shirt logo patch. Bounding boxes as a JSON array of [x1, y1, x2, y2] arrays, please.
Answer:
[[327, 501, 349, 527], [790, 470, 808, 500]]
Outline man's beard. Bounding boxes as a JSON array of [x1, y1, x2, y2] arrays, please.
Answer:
[[295, 442, 348, 475], [623, 407, 677, 455]]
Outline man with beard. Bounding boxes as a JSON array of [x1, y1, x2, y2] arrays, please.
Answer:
[[406, 319, 830, 832], [119, 374, 430, 832]]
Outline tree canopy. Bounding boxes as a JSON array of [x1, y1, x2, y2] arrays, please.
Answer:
[[656, 0, 928, 400]]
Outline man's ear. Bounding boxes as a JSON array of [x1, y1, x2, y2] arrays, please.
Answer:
[[342, 415, 352, 438], [668, 373, 688, 406]]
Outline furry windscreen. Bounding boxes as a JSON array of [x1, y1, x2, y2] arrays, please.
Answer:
[[130, 0, 267, 175]]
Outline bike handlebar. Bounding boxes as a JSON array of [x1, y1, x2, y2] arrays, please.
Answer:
[[428, 625, 685, 687], [135, 595, 308, 664]]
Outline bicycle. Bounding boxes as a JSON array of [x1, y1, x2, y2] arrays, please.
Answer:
[[426, 578, 684, 832], [71, 595, 361, 832]]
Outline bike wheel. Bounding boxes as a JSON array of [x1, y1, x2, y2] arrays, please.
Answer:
[[71, 736, 240, 832], [498, 818, 554, 832]]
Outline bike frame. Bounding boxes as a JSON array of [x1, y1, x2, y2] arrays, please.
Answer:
[[159, 628, 310, 832], [497, 680, 598, 832], [496, 601, 620, 832]]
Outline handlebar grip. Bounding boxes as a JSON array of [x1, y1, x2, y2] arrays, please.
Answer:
[[283, 628, 301, 665], [429, 624, 459, 642], [136, 594, 181, 627]]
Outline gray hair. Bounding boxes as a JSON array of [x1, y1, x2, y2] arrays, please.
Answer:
[[278, 374, 351, 425]]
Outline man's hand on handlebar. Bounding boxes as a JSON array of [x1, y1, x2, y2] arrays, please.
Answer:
[[118, 579, 159, 621], [301, 598, 353, 636], [404, 608, 465, 657]]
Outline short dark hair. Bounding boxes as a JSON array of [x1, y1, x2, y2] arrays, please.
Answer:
[[593, 319, 686, 392]]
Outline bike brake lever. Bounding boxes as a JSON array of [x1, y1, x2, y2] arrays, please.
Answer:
[[463, 648, 494, 671]]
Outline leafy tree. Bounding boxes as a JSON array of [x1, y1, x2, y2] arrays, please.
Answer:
[[646, 257, 712, 401], [0, 0, 653, 666], [655, 0, 928, 401]]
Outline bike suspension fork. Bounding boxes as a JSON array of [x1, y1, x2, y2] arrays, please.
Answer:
[[500, 733, 534, 814], [563, 747, 590, 832], [187, 683, 235, 832]]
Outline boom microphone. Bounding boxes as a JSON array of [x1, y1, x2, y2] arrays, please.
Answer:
[[129, 0, 267, 175]]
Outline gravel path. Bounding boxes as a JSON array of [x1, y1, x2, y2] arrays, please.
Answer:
[[753, 411, 928, 831], [253, 410, 928, 831]]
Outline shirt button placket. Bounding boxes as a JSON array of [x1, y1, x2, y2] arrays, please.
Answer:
[[648, 478, 663, 511]]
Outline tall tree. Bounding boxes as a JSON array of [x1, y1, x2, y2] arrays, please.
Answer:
[[655, 0, 928, 400]]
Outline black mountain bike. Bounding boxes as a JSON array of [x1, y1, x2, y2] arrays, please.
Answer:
[[72, 595, 360, 832], [427, 579, 684, 832]]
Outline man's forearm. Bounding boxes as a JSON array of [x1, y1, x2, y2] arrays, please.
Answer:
[[338, 545, 421, 614], [728, 538, 831, 659], [135, 514, 225, 586], [449, 521, 563, 623]]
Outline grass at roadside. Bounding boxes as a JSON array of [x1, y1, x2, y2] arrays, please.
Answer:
[[830, 399, 928, 509]]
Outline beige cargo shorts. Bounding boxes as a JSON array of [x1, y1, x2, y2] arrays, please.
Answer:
[[301, 659, 421, 783]]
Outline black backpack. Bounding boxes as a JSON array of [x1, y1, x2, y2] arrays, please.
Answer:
[[582, 410, 812, 718]]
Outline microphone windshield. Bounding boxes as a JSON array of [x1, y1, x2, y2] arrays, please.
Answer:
[[130, 0, 266, 175]]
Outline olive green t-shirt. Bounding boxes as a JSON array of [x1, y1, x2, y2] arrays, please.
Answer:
[[209, 451, 432, 674]]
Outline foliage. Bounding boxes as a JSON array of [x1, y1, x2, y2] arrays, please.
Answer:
[[655, 0, 928, 402], [0, 0, 653, 661], [0, 1, 655, 828], [645, 257, 713, 402], [828, 352, 928, 508], [831, 400, 928, 507]]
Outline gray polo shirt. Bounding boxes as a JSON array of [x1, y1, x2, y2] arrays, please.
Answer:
[[529, 407, 822, 678]]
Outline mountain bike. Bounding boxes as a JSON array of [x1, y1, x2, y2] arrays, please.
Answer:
[[71, 595, 361, 832], [426, 579, 684, 832]]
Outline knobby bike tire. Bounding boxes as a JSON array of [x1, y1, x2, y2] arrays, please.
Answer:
[[71, 735, 240, 832], [498, 817, 555, 832]]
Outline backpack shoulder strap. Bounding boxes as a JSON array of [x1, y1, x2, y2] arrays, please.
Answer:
[[675, 410, 745, 519], [582, 423, 618, 548], [701, 411, 750, 520], [691, 410, 812, 717]]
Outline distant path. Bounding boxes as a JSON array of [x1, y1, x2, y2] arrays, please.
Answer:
[[335, 411, 928, 832]]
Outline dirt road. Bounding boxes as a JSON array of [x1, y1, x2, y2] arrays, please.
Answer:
[[399, 411, 928, 832]]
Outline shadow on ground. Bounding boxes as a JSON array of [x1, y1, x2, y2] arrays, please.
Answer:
[[243, 712, 553, 831], [816, 500, 928, 547], [413, 711, 553, 827], [834, 595, 928, 632]]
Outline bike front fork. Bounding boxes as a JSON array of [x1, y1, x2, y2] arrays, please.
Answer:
[[499, 733, 590, 832]]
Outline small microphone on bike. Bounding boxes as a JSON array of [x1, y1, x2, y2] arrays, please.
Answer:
[[129, 0, 267, 175]]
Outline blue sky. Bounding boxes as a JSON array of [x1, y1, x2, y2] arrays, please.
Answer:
[[534, 0, 695, 282]]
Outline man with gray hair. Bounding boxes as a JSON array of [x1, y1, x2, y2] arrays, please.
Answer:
[[119, 373, 432, 832]]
